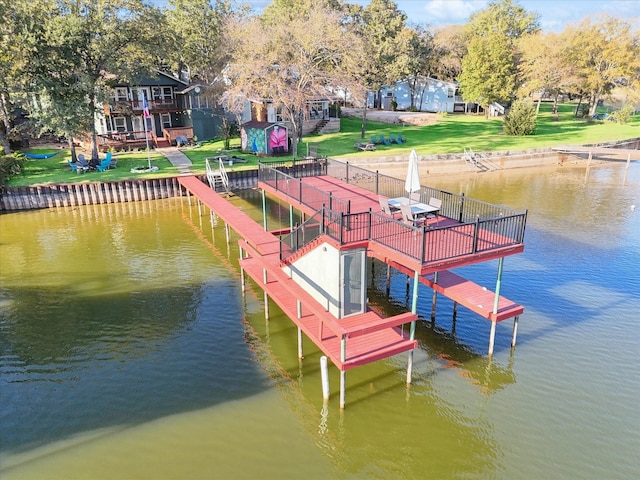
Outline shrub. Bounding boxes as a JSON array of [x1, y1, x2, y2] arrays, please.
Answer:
[[0, 154, 25, 189], [612, 104, 634, 125], [503, 99, 537, 136]]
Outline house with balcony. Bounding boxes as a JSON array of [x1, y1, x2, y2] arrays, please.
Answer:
[[95, 71, 223, 151]]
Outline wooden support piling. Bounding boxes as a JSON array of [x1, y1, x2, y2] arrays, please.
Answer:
[[320, 356, 330, 400], [511, 315, 519, 347], [339, 370, 346, 409]]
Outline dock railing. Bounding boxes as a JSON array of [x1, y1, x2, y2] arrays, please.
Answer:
[[259, 160, 350, 214], [261, 159, 527, 266], [325, 158, 524, 223]]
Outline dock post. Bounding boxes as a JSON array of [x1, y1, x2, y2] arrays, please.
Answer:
[[623, 153, 631, 186], [239, 246, 245, 293], [493, 258, 504, 314], [320, 356, 330, 400], [410, 271, 419, 337], [225, 222, 230, 245], [339, 370, 346, 409], [263, 268, 269, 320], [431, 272, 438, 322], [197, 198, 202, 217], [488, 320, 497, 356], [386, 264, 392, 296], [289, 204, 294, 232], [186, 189, 191, 206], [297, 300, 303, 359], [261, 189, 267, 231], [406, 351, 413, 384], [584, 151, 592, 183], [511, 315, 519, 348]]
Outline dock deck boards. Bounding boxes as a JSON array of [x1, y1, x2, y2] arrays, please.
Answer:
[[178, 176, 417, 371]]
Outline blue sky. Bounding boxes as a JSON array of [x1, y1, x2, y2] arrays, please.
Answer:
[[243, 0, 640, 32]]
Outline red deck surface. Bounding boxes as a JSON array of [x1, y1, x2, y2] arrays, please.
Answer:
[[259, 174, 524, 323], [178, 176, 417, 371]]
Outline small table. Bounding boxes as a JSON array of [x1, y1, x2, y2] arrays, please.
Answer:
[[389, 197, 440, 224]]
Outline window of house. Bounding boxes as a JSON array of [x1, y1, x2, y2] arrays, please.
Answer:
[[113, 117, 127, 132], [112, 87, 129, 102], [160, 113, 172, 129], [447, 87, 455, 98], [153, 87, 174, 103]]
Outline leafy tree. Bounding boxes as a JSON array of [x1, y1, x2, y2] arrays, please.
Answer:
[[163, 0, 231, 84], [431, 25, 467, 82], [224, 0, 365, 156], [502, 98, 536, 135], [19, 0, 163, 162], [518, 31, 576, 118], [564, 17, 640, 117], [458, 0, 539, 117]]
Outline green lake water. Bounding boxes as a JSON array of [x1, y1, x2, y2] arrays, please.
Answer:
[[1, 161, 638, 479]]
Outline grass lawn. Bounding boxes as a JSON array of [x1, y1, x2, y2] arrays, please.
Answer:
[[8, 101, 639, 187]]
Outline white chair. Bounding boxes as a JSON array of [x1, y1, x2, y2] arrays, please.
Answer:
[[379, 196, 400, 217], [427, 197, 442, 225], [400, 204, 425, 227], [409, 191, 421, 203]]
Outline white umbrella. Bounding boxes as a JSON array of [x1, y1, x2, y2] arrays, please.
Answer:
[[405, 149, 421, 202]]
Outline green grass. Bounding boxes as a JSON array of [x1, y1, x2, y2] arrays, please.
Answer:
[[8, 101, 639, 187]]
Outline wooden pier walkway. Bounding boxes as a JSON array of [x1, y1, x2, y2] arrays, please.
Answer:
[[177, 176, 417, 374]]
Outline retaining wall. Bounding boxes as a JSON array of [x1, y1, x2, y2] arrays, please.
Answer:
[[1, 170, 259, 212]]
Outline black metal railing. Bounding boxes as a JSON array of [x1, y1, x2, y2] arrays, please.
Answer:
[[259, 161, 350, 215], [280, 206, 526, 266]]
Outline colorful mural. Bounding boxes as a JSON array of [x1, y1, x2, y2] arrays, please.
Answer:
[[241, 121, 288, 155]]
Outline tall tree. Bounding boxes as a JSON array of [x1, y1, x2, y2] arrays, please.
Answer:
[[431, 25, 467, 82], [565, 16, 640, 116], [458, 0, 539, 116], [518, 31, 576, 118], [20, 0, 163, 161], [224, 0, 365, 157]]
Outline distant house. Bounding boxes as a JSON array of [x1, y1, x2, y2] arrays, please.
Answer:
[[242, 97, 341, 137], [371, 77, 470, 114], [95, 71, 223, 151]]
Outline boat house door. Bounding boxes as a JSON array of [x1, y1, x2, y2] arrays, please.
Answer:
[[340, 249, 366, 318]]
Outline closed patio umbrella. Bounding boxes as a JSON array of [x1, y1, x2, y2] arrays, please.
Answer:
[[405, 149, 421, 202]]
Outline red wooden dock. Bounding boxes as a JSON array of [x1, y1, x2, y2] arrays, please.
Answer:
[[177, 176, 417, 374]]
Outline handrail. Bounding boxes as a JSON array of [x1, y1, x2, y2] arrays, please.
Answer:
[[259, 162, 350, 214]]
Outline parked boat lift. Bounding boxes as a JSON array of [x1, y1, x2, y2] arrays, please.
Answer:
[[177, 158, 527, 408]]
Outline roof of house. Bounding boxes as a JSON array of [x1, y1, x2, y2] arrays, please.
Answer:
[[242, 120, 287, 130]]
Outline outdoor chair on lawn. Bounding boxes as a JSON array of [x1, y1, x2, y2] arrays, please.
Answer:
[[398, 133, 407, 143], [67, 160, 77, 172], [96, 156, 112, 172]]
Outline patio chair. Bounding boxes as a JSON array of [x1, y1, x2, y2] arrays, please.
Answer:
[[427, 197, 442, 226], [76, 154, 90, 173], [96, 157, 112, 172], [394, 133, 404, 144], [409, 192, 421, 203], [67, 160, 78, 172], [390, 134, 398, 144], [371, 135, 380, 145], [398, 133, 407, 143], [378, 196, 400, 217], [400, 204, 425, 227], [383, 136, 392, 146]]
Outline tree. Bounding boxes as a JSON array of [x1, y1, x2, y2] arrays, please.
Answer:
[[431, 25, 467, 82], [458, 0, 539, 117], [19, 0, 163, 162], [163, 0, 231, 84], [518, 31, 576, 118], [564, 17, 640, 117], [503, 98, 536, 135], [224, 0, 365, 157]]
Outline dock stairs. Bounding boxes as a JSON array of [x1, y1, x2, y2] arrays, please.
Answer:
[[205, 158, 229, 193], [463, 147, 501, 172]]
